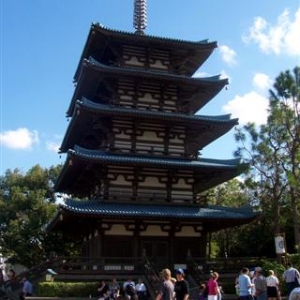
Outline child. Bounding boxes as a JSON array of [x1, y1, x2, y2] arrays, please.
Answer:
[[199, 283, 207, 300]]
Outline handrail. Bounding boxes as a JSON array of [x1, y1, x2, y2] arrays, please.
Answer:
[[190, 256, 268, 273]]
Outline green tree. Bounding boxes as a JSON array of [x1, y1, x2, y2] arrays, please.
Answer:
[[208, 179, 271, 257], [0, 165, 61, 267], [270, 67, 300, 252], [235, 66, 300, 254]]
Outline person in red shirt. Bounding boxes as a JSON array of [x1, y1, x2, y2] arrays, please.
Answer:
[[207, 272, 219, 300]]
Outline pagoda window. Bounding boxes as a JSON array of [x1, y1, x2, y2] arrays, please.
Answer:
[[135, 131, 164, 155], [122, 45, 170, 72], [137, 187, 167, 202], [140, 226, 168, 237], [124, 56, 145, 67], [123, 45, 147, 67], [164, 127, 186, 156], [105, 167, 135, 200], [138, 176, 166, 188], [171, 190, 194, 203], [113, 121, 133, 152], [138, 93, 160, 111], [105, 225, 133, 236], [117, 79, 178, 111], [149, 59, 168, 70], [137, 131, 163, 142], [173, 178, 193, 189], [110, 174, 131, 186], [149, 48, 170, 71], [175, 226, 200, 237]]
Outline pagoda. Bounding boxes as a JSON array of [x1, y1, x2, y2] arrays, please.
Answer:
[[48, 0, 258, 272]]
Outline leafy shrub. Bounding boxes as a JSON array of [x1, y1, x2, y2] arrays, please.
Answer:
[[36, 282, 98, 297]]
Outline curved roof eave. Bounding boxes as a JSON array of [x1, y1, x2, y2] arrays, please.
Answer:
[[60, 98, 238, 152], [92, 23, 216, 47], [67, 59, 228, 116], [78, 97, 237, 123], [69, 145, 241, 168], [54, 146, 244, 193], [84, 57, 227, 85], [46, 199, 259, 232], [73, 23, 217, 81]]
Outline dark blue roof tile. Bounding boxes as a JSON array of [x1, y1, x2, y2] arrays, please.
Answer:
[[60, 199, 258, 220]]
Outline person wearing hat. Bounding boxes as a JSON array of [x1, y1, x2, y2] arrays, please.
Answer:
[[174, 269, 189, 300], [254, 267, 267, 300]]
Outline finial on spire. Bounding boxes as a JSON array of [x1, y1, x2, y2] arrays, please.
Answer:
[[133, 0, 147, 35]]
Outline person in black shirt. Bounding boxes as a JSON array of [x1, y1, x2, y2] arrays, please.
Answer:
[[174, 269, 189, 300], [97, 280, 110, 300]]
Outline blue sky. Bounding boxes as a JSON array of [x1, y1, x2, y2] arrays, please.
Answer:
[[0, 0, 299, 175]]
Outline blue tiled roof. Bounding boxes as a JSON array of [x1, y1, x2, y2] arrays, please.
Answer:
[[69, 145, 241, 169], [92, 23, 216, 46], [60, 199, 258, 220], [68, 58, 227, 117], [76, 97, 237, 124], [84, 57, 228, 86]]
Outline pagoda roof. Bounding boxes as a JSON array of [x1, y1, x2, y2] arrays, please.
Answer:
[[67, 58, 227, 117], [60, 97, 238, 153], [47, 199, 259, 233], [54, 145, 245, 195], [74, 23, 217, 81]]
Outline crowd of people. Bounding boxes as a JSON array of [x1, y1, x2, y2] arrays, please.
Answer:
[[234, 263, 300, 300], [96, 277, 149, 300], [195, 262, 300, 300], [1, 263, 300, 300], [95, 268, 191, 300], [0, 266, 33, 300]]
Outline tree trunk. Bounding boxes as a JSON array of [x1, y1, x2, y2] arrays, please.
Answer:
[[290, 187, 300, 252]]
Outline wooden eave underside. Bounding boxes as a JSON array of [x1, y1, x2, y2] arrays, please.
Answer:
[[74, 23, 217, 81], [67, 59, 227, 117], [60, 99, 237, 153]]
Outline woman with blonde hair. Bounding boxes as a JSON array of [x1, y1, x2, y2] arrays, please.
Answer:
[[156, 268, 174, 300], [266, 270, 280, 300]]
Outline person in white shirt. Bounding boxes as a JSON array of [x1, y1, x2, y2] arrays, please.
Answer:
[[282, 263, 300, 296], [289, 287, 300, 300], [266, 270, 280, 300], [136, 278, 147, 300]]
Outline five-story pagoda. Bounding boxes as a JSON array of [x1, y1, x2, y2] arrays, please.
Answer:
[[48, 0, 258, 269]]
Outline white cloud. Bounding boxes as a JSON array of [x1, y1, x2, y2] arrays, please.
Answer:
[[223, 91, 269, 125], [46, 141, 60, 152], [220, 70, 231, 82], [193, 70, 231, 83], [219, 45, 237, 66], [243, 8, 300, 56], [193, 70, 209, 78], [253, 73, 272, 91], [0, 128, 39, 149]]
